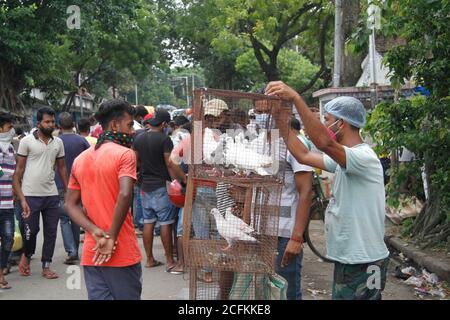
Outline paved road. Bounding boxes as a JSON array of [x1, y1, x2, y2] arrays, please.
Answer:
[[0, 220, 421, 300], [0, 223, 189, 300]]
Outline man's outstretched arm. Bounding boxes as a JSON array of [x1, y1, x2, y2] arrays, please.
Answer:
[[266, 81, 347, 168]]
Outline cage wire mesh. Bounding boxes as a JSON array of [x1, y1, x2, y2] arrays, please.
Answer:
[[189, 269, 282, 300], [183, 88, 291, 300], [190, 88, 291, 184]]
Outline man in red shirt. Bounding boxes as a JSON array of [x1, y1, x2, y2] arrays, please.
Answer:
[[65, 99, 142, 300]]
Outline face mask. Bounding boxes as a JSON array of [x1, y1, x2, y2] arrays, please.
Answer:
[[0, 128, 16, 143], [326, 119, 342, 142], [255, 114, 270, 128]]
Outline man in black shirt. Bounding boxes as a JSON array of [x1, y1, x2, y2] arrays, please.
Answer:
[[133, 109, 186, 271]]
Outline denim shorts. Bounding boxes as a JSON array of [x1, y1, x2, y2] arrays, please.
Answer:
[[142, 187, 176, 225]]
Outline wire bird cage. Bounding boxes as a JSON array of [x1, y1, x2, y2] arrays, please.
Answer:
[[189, 88, 292, 184], [182, 88, 291, 300]]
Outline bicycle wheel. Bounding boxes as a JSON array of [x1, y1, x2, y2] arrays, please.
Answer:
[[304, 199, 334, 263]]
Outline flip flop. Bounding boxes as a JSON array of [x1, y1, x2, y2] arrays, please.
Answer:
[[165, 265, 176, 273], [42, 269, 58, 279], [0, 282, 11, 290], [169, 269, 184, 275], [18, 259, 30, 277], [145, 260, 164, 268]]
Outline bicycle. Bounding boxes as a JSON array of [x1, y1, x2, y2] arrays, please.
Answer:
[[303, 172, 334, 263]]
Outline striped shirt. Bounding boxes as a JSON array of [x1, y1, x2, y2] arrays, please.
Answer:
[[0, 144, 16, 209], [279, 136, 313, 238], [216, 182, 236, 216]]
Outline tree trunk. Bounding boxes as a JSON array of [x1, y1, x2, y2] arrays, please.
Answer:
[[411, 157, 450, 248], [63, 91, 76, 112], [266, 63, 280, 82], [0, 63, 25, 114], [340, 0, 365, 87]]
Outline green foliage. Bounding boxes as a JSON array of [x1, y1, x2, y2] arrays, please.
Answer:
[[382, 0, 450, 97], [0, 1, 67, 110], [235, 48, 322, 93], [176, 0, 332, 92], [367, 96, 450, 209], [366, 1, 450, 223], [0, 0, 168, 112], [122, 65, 205, 107], [56, 0, 163, 105], [401, 217, 415, 237]]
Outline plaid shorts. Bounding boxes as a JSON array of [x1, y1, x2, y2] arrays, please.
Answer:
[[332, 257, 390, 300]]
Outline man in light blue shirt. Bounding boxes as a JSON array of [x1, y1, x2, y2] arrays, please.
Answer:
[[266, 81, 389, 300]]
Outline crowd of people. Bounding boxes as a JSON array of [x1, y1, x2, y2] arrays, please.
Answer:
[[0, 81, 389, 301]]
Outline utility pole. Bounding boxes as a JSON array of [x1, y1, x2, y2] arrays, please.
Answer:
[[191, 74, 195, 107], [178, 76, 189, 108], [184, 77, 189, 108], [367, 0, 381, 108], [135, 84, 138, 105], [78, 73, 83, 118], [333, 0, 343, 87]]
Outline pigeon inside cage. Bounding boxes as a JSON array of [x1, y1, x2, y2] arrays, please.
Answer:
[[184, 180, 282, 274], [191, 90, 291, 182]]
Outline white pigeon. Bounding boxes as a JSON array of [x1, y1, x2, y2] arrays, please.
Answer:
[[210, 208, 257, 251], [224, 131, 273, 173], [224, 207, 255, 234]]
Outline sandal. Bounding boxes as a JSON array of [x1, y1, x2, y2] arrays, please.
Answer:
[[169, 268, 184, 275], [145, 260, 164, 268], [18, 255, 31, 277], [165, 265, 176, 273], [42, 269, 58, 279], [0, 278, 8, 285], [0, 282, 11, 290], [2, 267, 10, 276]]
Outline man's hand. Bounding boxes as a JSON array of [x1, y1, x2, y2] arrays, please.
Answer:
[[281, 239, 304, 268], [265, 81, 300, 101], [21, 199, 31, 219], [92, 237, 117, 265], [91, 228, 118, 265]]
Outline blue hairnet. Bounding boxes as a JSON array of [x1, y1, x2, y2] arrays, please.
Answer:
[[323, 96, 366, 128]]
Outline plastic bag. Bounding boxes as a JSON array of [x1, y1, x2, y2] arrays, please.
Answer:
[[12, 218, 23, 252], [229, 272, 287, 300]]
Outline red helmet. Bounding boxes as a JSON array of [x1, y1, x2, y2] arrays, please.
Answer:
[[167, 180, 185, 208], [143, 113, 154, 121]]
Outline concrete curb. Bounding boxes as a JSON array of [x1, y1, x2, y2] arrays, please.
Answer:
[[385, 235, 450, 282]]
